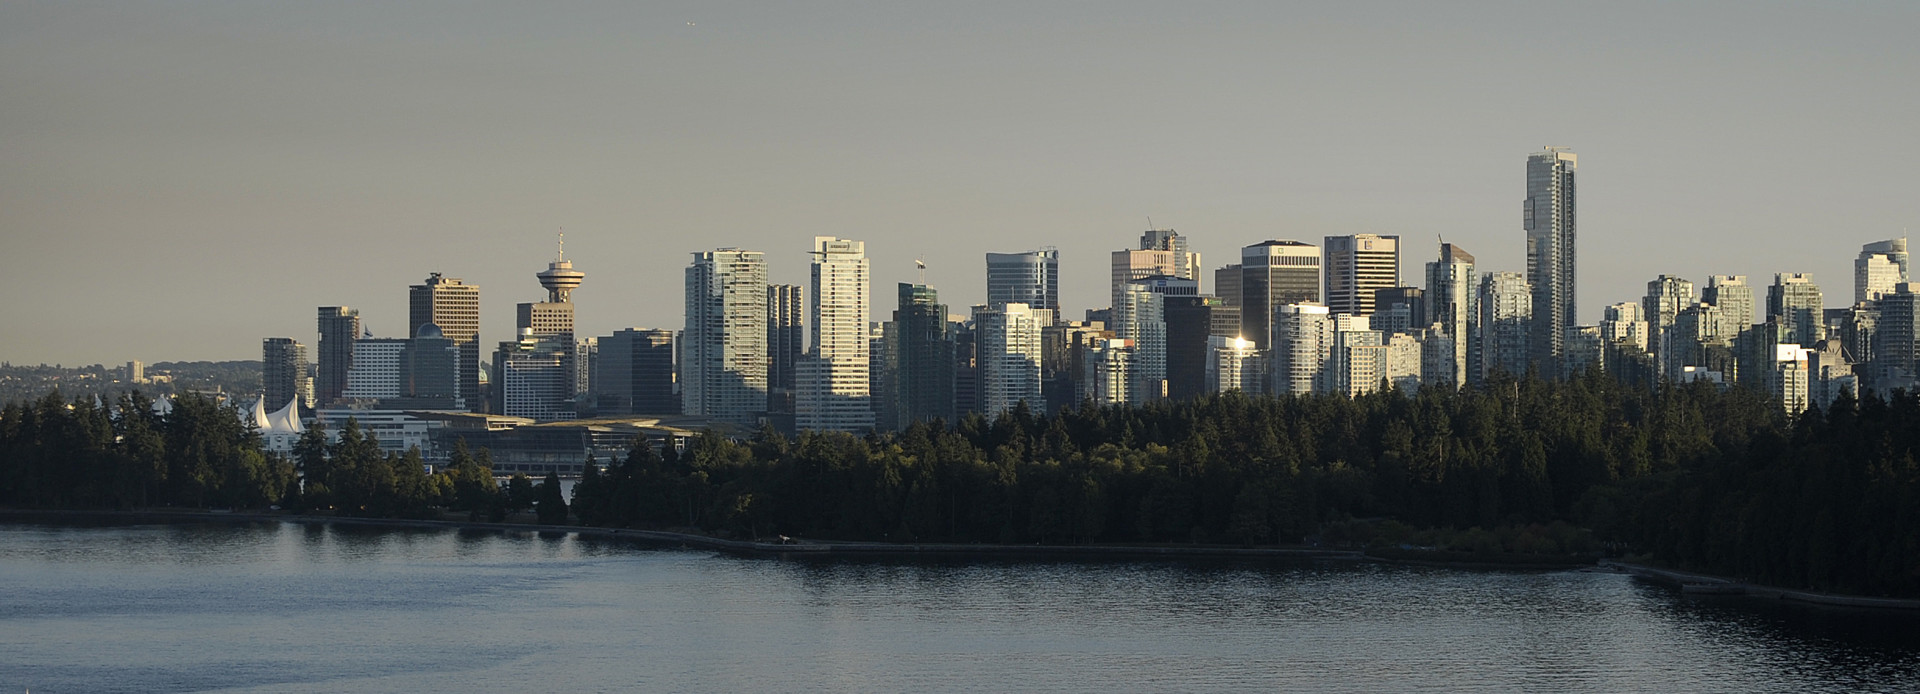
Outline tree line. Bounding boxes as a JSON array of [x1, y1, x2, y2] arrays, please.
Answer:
[[3, 377, 1917, 597]]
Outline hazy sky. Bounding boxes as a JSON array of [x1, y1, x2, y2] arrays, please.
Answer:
[[3, 2, 1915, 366]]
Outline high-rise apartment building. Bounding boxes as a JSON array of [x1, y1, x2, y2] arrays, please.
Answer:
[[1241, 240, 1321, 349], [1768, 273, 1824, 347], [593, 328, 678, 415], [315, 307, 360, 407], [1525, 147, 1577, 377], [977, 302, 1044, 416], [408, 273, 482, 412], [986, 249, 1059, 319], [1372, 287, 1425, 335], [1478, 272, 1532, 380], [1323, 234, 1400, 316], [892, 283, 955, 427], [1113, 283, 1167, 403], [797, 237, 873, 433], [1206, 336, 1264, 395], [1703, 275, 1754, 341], [1643, 275, 1696, 378], [684, 249, 769, 426], [1857, 238, 1909, 304], [261, 337, 309, 413], [1270, 303, 1330, 396], [1424, 243, 1476, 387], [767, 283, 804, 414]]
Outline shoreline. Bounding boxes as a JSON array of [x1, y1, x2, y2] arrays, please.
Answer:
[[1608, 560, 1920, 612]]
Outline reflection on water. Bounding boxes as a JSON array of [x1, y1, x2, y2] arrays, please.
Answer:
[[2, 520, 1917, 693]]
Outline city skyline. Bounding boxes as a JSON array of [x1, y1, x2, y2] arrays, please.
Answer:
[[4, 3, 1918, 365]]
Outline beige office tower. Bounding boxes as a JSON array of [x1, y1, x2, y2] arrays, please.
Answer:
[[409, 273, 482, 412], [1140, 228, 1202, 282], [797, 237, 874, 433], [1323, 234, 1401, 316], [684, 249, 769, 426]]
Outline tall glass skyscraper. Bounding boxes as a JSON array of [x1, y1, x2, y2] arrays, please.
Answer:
[[684, 249, 769, 426], [1424, 243, 1476, 388], [1525, 147, 1577, 377], [315, 306, 360, 407], [892, 283, 954, 427], [1240, 240, 1320, 350], [986, 249, 1059, 320]]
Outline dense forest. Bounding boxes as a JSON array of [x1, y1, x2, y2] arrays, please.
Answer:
[[3, 376, 1918, 597]]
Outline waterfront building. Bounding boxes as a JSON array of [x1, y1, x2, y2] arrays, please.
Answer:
[[796, 237, 874, 433], [1425, 243, 1477, 387], [976, 303, 1045, 416], [593, 328, 677, 415], [1857, 238, 1909, 304], [1206, 335, 1265, 394], [1525, 147, 1578, 377], [1323, 234, 1401, 317], [1270, 303, 1330, 396], [495, 331, 576, 422], [683, 249, 769, 426], [409, 273, 482, 412], [1241, 240, 1321, 349], [767, 283, 804, 414], [1768, 273, 1824, 347], [986, 249, 1059, 319], [893, 283, 955, 427], [315, 307, 360, 407], [241, 394, 305, 453], [1478, 272, 1532, 380], [261, 337, 309, 413]]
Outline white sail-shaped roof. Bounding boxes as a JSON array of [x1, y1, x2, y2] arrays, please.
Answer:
[[266, 397, 304, 434], [243, 397, 273, 430], [152, 396, 174, 417]]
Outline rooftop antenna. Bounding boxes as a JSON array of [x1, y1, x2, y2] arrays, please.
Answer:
[[1147, 215, 1154, 231], [915, 257, 927, 285], [556, 228, 565, 261]]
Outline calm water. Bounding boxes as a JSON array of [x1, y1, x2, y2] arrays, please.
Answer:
[[3, 521, 1918, 693]]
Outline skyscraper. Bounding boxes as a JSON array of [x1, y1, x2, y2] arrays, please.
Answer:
[[498, 245, 585, 418], [1212, 264, 1244, 339], [986, 249, 1059, 320], [1270, 303, 1330, 396], [1241, 240, 1321, 349], [408, 273, 481, 412], [1525, 147, 1577, 377], [1323, 234, 1401, 316], [767, 283, 804, 414], [977, 302, 1044, 416], [315, 306, 360, 407], [1478, 271, 1532, 380], [1857, 238, 1909, 304], [893, 283, 954, 427], [1768, 273, 1824, 347], [1162, 294, 1221, 401], [1140, 228, 1201, 283], [1643, 275, 1696, 379], [797, 236, 873, 433], [684, 249, 769, 426], [592, 328, 677, 415], [1113, 283, 1167, 403], [1702, 275, 1753, 342], [261, 337, 309, 413]]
